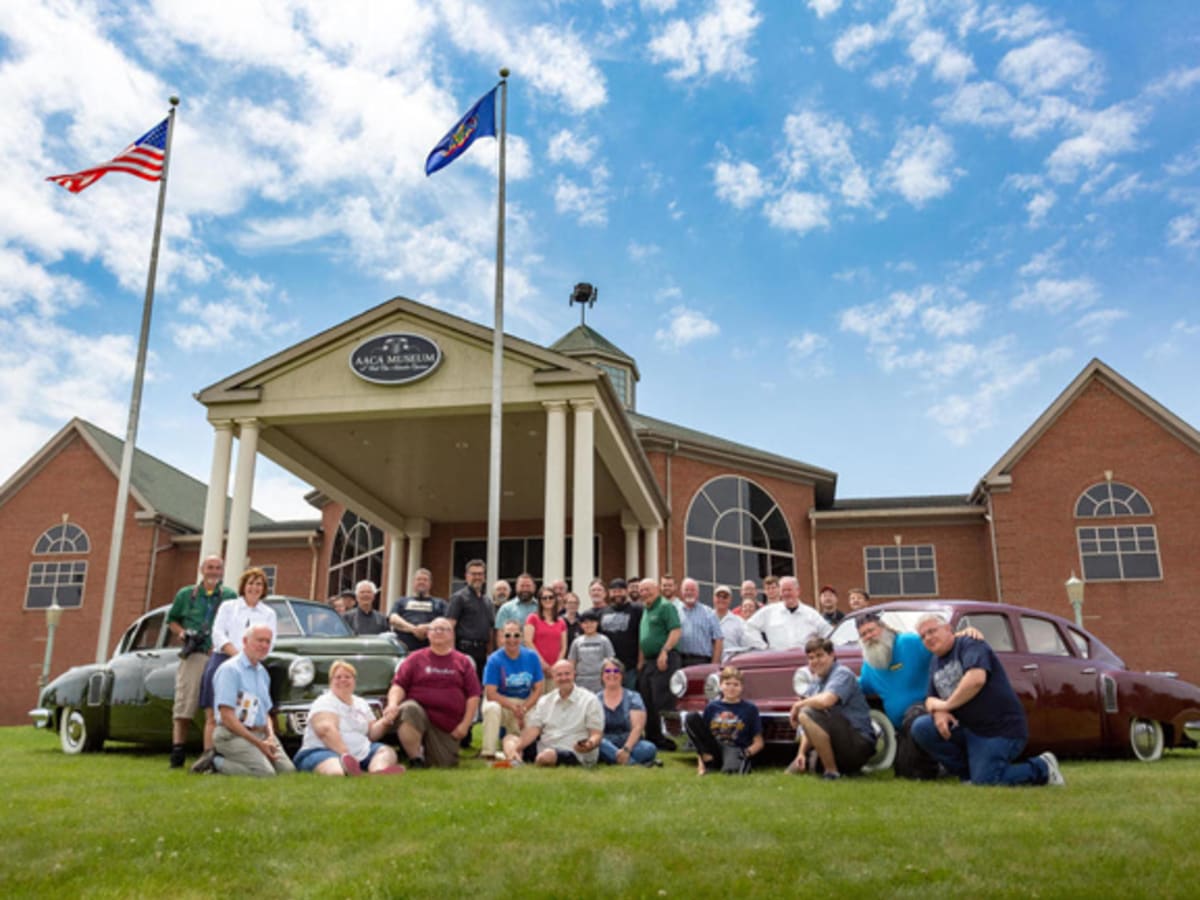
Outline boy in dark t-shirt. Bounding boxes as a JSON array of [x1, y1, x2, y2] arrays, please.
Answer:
[[683, 666, 764, 775]]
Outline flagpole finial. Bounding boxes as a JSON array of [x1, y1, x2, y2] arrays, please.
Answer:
[[169, 96, 180, 107], [499, 67, 510, 78]]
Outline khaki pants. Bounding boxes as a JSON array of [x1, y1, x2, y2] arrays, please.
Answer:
[[214, 725, 296, 777], [480, 700, 522, 755]]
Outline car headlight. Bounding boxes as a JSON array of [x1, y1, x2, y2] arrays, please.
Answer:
[[669, 669, 688, 698], [289, 657, 315, 688], [704, 672, 721, 700], [792, 666, 816, 696]]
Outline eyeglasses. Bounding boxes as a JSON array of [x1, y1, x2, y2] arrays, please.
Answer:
[[602, 667, 622, 675], [504, 633, 521, 639], [429, 626, 452, 633]]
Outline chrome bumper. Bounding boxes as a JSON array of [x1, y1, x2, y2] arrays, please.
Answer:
[[29, 707, 53, 729]]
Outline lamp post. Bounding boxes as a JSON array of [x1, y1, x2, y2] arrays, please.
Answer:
[[39, 601, 64, 696], [1065, 572, 1085, 628]]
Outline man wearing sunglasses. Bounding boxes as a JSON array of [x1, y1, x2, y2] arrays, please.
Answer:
[[479, 623, 545, 759]]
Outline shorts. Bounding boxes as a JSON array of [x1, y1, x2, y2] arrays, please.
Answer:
[[294, 742, 388, 772], [796, 707, 875, 775], [173, 652, 209, 719], [398, 700, 460, 767], [197, 651, 232, 711]]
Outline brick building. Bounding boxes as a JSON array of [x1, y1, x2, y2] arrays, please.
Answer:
[[4, 297, 1197, 724]]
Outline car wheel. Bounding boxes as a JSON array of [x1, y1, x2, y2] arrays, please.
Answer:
[[59, 707, 103, 755], [862, 708, 897, 773], [1128, 717, 1164, 762]]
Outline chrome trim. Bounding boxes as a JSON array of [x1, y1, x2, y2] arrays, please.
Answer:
[[29, 707, 52, 729]]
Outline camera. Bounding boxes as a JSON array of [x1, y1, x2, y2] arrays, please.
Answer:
[[179, 629, 207, 659]]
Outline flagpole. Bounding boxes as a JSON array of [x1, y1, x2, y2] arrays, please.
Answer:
[[486, 70, 509, 588], [94, 96, 180, 663]]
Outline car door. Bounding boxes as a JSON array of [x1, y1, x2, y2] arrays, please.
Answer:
[[106, 610, 176, 741], [1017, 614, 1102, 753]]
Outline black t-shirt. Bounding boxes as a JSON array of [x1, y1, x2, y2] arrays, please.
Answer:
[[599, 602, 644, 669], [446, 586, 495, 644], [389, 595, 447, 651], [929, 637, 1027, 740]]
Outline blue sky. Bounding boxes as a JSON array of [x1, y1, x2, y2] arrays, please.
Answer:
[[4, 0, 1200, 520]]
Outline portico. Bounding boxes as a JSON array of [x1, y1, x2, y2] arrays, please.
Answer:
[[194, 297, 667, 602]]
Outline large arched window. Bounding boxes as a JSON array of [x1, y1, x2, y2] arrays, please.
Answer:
[[684, 476, 794, 605], [1074, 480, 1161, 581], [27, 522, 90, 610], [327, 511, 384, 599]]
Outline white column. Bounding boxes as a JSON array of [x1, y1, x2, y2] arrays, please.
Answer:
[[386, 532, 406, 603], [570, 400, 595, 590], [224, 418, 260, 576], [542, 401, 568, 585], [621, 509, 640, 581], [405, 518, 430, 595], [199, 421, 234, 562], [643, 525, 660, 582]]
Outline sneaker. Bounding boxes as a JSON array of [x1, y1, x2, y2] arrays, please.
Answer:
[[821, 771, 842, 781], [407, 756, 428, 769], [1038, 751, 1065, 786], [189, 749, 216, 775], [653, 737, 677, 752], [494, 751, 508, 761], [371, 764, 407, 776], [169, 745, 186, 769], [340, 753, 363, 776]]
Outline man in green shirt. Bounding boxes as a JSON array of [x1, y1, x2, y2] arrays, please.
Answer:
[[636, 577, 682, 751], [166, 555, 237, 769]]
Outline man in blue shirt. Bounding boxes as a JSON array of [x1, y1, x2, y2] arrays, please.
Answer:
[[479, 622, 545, 758], [911, 613, 1064, 787], [674, 578, 724, 668], [211, 624, 294, 776], [787, 637, 876, 779]]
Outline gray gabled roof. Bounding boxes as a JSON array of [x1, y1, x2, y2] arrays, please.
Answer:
[[830, 494, 976, 511], [550, 324, 641, 381], [76, 419, 273, 532]]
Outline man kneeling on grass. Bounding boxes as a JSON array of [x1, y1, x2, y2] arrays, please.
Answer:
[[787, 637, 875, 780], [211, 624, 295, 776], [503, 660, 604, 767], [684, 666, 763, 775]]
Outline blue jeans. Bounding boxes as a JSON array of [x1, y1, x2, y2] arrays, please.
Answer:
[[598, 737, 658, 765], [911, 714, 1047, 786]]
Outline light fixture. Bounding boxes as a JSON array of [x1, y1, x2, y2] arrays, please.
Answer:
[[1065, 571, 1085, 628]]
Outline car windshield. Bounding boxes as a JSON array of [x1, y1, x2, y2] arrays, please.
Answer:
[[266, 599, 352, 638], [833, 609, 952, 647]]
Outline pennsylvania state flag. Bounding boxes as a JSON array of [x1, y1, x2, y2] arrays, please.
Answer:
[[425, 87, 497, 176]]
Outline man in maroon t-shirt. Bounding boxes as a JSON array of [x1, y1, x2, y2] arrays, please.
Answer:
[[384, 617, 482, 768]]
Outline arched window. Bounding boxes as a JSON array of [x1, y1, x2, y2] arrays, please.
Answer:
[[26, 522, 90, 609], [1074, 481, 1161, 581], [33, 522, 90, 554], [684, 476, 794, 605], [1074, 481, 1152, 517], [327, 511, 384, 599]]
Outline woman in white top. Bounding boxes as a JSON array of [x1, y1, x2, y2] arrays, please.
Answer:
[[294, 660, 404, 775], [192, 567, 278, 773]]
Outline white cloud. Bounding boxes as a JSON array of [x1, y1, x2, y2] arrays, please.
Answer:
[[763, 191, 831, 234], [1012, 277, 1099, 313], [907, 29, 974, 83], [883, 125, 957, 206], [1046, 104, 1143, 182], [807, 0, 842, 19], [1164, 144, 1200, 178], [781, 110, 873, 207], [648, 0, 762, 82], [839, 285, 933, 347], [553, 170, 610, 227], [1145, 319, 1200, 361], [654, 306, 720, 349], [832, 22, 884, 69], [1018, 240, 1066, 277], [1145, 65, 1200, 99], [628, 240, 661, 261], [921, 301, 986, 339], [1076, 308, 1128, 345], [1026, 189, 1057, 226], [788, 331, 828, 356], [978, 4, 1053, 42], [786, 330, 831, 377], [1166, 214, 1200, 251], [547, 129, 598, 167], [713, 159, 766, 209], [169, 274, 296, 351], [997, 34, 1102, 96], [252, 468, 318, 521], [641, 0, 680, 12]]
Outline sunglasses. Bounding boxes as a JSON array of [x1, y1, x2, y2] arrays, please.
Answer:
[[504, 633, 521, 639], [602, 667, 622, 674]]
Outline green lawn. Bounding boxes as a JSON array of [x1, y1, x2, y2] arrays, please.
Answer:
[[4, 726, 1195, 899]]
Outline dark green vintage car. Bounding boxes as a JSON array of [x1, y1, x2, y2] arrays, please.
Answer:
[[30, 597, 407, 753]]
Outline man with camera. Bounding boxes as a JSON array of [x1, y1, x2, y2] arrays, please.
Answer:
[[167, 555, 236, 769]]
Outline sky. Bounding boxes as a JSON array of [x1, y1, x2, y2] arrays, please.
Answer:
[[3, 0, 1200, 521]]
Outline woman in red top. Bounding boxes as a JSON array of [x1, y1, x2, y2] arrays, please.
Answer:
[[524, 586, 567, 676]]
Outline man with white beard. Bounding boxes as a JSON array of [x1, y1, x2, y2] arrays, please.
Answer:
[[856, 612, 981, 779]]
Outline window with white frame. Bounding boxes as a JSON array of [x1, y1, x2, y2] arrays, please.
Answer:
[[327, 512, 384, 598], [26, 522, 91, 609], [259, 565, 278, 594], [449, 536, 601, 595], [1074, 481, 1161, 581], [863, 544, 937, 597]]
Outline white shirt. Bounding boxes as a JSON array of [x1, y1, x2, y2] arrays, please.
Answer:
[[527, 686, 605, 764], [299, 690, 374, 759], [212, 597, 278, 655], [716, 610, 748, 658], [745, 602, 831, 651]]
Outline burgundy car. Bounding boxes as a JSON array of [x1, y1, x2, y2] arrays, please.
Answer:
[[665, 600, 1200, 764]]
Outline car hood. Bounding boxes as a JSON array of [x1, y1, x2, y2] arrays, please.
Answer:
[[271, 634, 405, 658]]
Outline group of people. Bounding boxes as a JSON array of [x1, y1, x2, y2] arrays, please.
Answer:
[[166, 558, 1063, 787]]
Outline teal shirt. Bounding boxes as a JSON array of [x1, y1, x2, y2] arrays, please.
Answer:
[[639, 596, 681, 656], [167, 582, 237, 652]]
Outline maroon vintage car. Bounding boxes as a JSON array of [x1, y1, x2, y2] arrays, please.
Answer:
[[665, 600, 1200, 765]]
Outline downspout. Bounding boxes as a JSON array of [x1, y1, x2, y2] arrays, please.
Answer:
[[144, 517, 172, 613], [808, 508, 820, 607], [308, 531, 321, 601], [663, 439, 678, 574], [987, 492, 1003, 603]]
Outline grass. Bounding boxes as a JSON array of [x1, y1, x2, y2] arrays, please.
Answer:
[[3, 726, 1196, 899]]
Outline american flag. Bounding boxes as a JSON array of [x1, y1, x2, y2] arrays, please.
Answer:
[[46, 117, 169, 194]]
